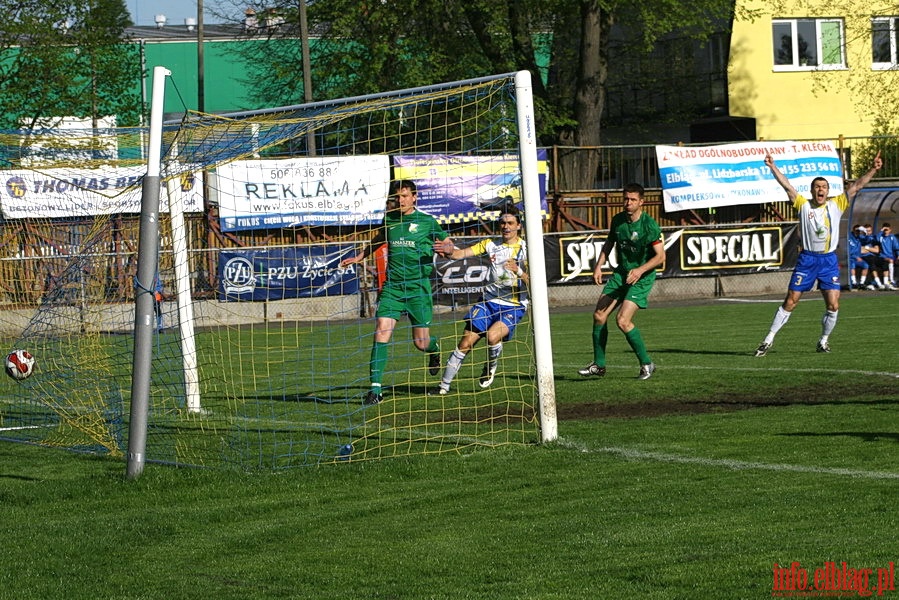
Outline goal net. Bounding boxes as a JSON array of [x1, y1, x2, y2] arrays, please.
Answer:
[[0, 71, 555, 469]]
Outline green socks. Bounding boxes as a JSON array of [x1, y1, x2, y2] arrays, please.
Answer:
[[592, 323, 608, 366], [624, 327, 652, 365]]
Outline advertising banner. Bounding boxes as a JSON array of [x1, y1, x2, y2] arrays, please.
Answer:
[[431, 237, 493, 306], [1, 166, 204, 219], [656, 141, 843, 212], [543, 224, 800, 284], [217, 245, 359, 301], [393, 150, 549, 221], [216, 155, 391, 231]]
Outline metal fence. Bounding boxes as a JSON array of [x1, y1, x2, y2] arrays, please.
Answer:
[[0, 136, 894, 308]]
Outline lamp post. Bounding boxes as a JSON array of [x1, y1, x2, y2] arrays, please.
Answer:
[[298, 0, 315, 155], [197, 0, 205, 113]]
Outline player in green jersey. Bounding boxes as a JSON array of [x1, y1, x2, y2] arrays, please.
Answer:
[[578, 183, 665, 380], [340, 180, 451, 405]]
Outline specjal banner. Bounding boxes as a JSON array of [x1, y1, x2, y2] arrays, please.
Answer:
[[543, 223, 800, 284], [217, 245, 359, 301]]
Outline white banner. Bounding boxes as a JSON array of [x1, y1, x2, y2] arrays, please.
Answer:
[[1, 166, 204, 219], [216, 156, 391, 230], [656, 141, 843, 212]]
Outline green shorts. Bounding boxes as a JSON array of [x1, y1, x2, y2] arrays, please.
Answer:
[[376, 279, 434, 327], [602, 271, 656, 309]]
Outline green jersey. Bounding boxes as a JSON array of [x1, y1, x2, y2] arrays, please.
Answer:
[[607, 210, 663, 274], [382, 209, 448, 284]]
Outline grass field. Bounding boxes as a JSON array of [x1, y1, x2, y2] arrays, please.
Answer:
[[1, 292, 897, 599]]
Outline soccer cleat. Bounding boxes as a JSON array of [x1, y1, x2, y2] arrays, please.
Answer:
[[754, 342, 771, 357], [436, 386, 448, 396], [428, 351, 441, 376], [363, 390, 383, 406], [578, 363, 606, 377], [479, 364, 498, 389], [816, 341, 831, 353], [637, 362, 655, 380]]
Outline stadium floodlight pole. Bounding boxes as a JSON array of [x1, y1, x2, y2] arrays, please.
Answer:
[[515, 70, 558, 443], [126, 65, 171, 479]]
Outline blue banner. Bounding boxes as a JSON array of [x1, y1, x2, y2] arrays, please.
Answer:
[[656, 141, 843, 212], [217, 245, 359, 301], [393, 150, 549, 222]]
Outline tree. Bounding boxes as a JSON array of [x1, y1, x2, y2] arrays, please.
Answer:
[[227, 0, 736, 187], [0, 0, 141, 130]]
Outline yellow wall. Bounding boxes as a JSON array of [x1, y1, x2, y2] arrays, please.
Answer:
[[729, 0, 896, 140]]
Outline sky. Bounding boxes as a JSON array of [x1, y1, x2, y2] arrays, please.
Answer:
[[127, 0, 235, 27]]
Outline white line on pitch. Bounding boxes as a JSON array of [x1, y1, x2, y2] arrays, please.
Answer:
[[559, 440, 899, 480], [665, 364, 899, 379], [0, 424, 54, 432]]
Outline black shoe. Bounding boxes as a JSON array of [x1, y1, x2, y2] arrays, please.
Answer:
[[816, 341, 831, 353], [479, 364, 497, 388], [363, 390, 383, 406], [428, 351, 440, 376]]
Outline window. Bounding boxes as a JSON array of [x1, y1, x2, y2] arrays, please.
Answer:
[[872, 17, 899, 68], [772, 18, 845, 70]]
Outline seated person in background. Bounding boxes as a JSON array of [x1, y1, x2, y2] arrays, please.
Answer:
[[847, 225, 869, 289], [876, 223, 898, 289], [860, 224, 887, 290]]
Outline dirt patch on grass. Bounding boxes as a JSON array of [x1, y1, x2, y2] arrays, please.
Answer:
[[557, 380, 899, 420]]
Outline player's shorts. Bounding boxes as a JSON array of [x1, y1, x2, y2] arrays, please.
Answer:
[[790, 251, 840, 292], [464, 301, 527, 341], [376, 279, 433, 326], [601, 270, 656, 309]]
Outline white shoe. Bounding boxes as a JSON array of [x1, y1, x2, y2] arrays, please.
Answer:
[[755, 342, 772, 357], [637, 362, 655, 380]]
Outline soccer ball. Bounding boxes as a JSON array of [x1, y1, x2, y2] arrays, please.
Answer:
[[5, 349, 35, 381]]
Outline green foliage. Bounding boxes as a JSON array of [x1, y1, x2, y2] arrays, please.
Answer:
[[852, 116, 899, 178], [231, 0, 733, 147], [0, 0, 141, 129]]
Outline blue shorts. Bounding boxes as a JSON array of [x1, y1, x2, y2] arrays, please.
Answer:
[[790, 251, 840, 292], [464, 301, 527, 341]]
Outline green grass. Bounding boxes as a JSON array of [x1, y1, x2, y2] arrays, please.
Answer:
[[1, 293, 897, 599]]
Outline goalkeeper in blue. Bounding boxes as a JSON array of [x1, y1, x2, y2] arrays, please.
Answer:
[[432, 206, 529, 394]]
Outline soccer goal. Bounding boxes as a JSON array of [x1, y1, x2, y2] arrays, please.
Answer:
[[0, 70, 556, 471]]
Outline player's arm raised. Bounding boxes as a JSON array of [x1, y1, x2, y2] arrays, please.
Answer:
[[846, 150, 882, 200], [764, 153, 798, 202]]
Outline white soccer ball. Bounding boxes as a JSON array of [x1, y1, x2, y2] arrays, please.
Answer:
[[5, 349, 35, 381]]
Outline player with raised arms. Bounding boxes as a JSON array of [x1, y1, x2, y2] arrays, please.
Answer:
[[755, 150, 882, 356]]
